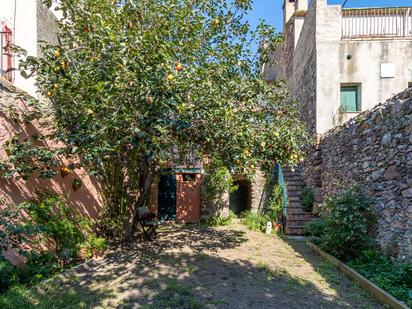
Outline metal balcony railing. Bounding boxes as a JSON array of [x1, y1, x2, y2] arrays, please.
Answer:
[[1, 30, 13, 81], [342, 7, 412, 40]]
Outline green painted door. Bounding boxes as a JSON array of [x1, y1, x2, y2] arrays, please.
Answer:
[[158, 173, 176, 221]]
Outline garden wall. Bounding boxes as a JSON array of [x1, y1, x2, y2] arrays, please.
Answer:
[[0, 78, 103, 219], [305, 88, 412, 262]]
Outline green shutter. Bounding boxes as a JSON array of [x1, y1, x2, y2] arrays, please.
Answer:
[[340, 86, 359, 112]]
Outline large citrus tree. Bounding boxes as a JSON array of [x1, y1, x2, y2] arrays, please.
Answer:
[[14, 0, 307, 239]]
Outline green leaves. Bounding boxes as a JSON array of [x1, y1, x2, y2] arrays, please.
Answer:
[[7, 0, 309, 235], [319, 187, 376, 261]]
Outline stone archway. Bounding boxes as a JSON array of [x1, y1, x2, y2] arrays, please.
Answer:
[[229, 178, 252, 215]]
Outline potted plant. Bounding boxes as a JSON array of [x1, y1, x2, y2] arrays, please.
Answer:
[[72, 178, 82, 191]]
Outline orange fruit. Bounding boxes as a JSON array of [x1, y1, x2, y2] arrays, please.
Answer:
[[212, 19, 220, 26], [61, 61, 68, 71], [146, 96, 154, 104], [54, 49, 61, 57], [167, 74, 174, 81], [60, 166, 71, 177], [175, 62, 183, 72]]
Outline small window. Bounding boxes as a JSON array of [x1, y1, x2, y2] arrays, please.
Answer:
[[182, 174, 196, 182], [340, 84, 361, 112], [408, 82, 412, 89]]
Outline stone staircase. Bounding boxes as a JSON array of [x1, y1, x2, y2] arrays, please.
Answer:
[[282, 166, 314, 235]]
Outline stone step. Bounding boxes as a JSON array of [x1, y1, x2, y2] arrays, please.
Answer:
[[286, 213, 314, 220], [288, 201, 302, 208], [286, 185, 302, 191], [285, 180, 302, 186], [283, 173, 303, 178], [286, 210, 309, 216], [285, 226, 307, 235], [288, 196, 302, 202], [287, 189, 302, 196]]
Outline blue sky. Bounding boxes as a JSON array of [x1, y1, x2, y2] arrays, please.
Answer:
[[247, 0, 412, 53]]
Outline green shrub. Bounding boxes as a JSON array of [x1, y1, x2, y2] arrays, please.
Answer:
[[266, 184, 283, 222], [19, 195, 107, 263], [202, 210, 236, 227], [0, 252, 61, 294], [241, 211, 270, 232], [0, 194, 107, 294], [319, 187, 376, 261], [304, 218, 326, 238], [301, 186, 314, 212], [348, 250, 412, 307]]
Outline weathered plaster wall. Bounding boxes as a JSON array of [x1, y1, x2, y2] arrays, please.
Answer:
[[0, 0, 59, 97], [315, 0, 341, 134], [305, 88, 412, 262], [37, 0, 58, 56], [0, 79, 103, 219], [0, 0, 38, 96], [339, 40, 412, 109]]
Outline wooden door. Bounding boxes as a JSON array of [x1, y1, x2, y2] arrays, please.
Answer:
[[176, 173, 201, 224]]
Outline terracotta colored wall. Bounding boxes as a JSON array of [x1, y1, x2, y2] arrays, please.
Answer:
[[0, 84, 103, 220], [176, 173, 201, 224]]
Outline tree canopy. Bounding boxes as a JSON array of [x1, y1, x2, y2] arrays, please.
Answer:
[[6, 0, 308, 239]]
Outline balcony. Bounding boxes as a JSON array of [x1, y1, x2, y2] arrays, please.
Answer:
[[342, 7, 412, 40]]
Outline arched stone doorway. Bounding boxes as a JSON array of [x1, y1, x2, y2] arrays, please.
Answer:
[[229, 179, 251, 215]]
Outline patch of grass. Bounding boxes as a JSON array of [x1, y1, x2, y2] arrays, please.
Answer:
[[347, 250, 412, 307], [0, 276, 113, 309], [140, 279, 204, 309], [201, 210, 236, 227], [241, 211, 270, 232]]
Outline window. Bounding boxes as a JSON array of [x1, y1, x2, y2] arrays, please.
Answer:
[[182, 174, 196, 182], [340, 84, 361, 112], [408, 82, 412, 89], [1, 24, 12, 81]]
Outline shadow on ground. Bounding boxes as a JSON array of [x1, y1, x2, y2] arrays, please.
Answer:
[[1, 225, 382, 308]]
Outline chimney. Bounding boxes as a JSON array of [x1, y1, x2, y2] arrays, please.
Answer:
[[283, 0, 295, 26]]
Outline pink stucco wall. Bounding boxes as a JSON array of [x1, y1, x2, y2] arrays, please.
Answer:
[[0, 83, 103, 219]]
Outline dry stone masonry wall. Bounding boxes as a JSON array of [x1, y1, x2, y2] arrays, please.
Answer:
[[305, 88, 412, 262]]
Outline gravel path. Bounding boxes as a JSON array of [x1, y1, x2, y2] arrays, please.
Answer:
[[41, 221, 382, 308]]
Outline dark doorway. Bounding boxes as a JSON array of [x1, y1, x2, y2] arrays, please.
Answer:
[[158, 173, 177, 221], [229, 179, 251, 215]]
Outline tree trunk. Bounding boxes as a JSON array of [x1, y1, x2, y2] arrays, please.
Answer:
[[122, 162, 158, 241]]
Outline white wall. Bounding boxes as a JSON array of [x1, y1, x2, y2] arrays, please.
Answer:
[[315, 0, 412, 134], [339, 40, 412, 111], [315, 0, 342, 134], [0, 0, 38, 95]]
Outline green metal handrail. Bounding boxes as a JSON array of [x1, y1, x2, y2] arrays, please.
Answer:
[[276, 164, 288, 232]]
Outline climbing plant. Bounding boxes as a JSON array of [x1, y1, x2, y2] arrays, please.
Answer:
[[5, 0, 309, 239]]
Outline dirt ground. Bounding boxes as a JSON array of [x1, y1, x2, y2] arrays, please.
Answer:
[[40, 221, 382, 308]]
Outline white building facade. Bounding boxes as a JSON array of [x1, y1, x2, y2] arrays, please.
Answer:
[[265, 0, 412, 135], [0, 0, 59, 96]]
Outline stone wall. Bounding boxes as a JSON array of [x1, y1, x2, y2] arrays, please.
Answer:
[[265, 0, 317, 135], [305, 88, 412, 262], [289, 1, 317, 135]]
